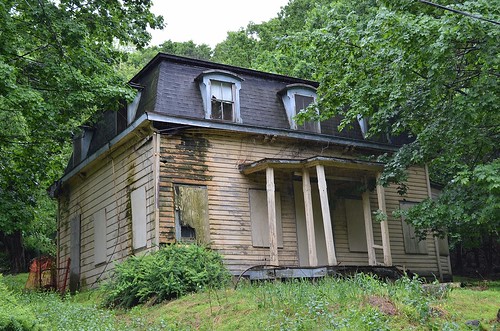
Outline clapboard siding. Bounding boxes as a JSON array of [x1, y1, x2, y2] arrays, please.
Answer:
[[57, 130, 156, 288], [158, 129, 441, 276]]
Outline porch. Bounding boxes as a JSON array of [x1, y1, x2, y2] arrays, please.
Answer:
[[239, 156, 392, 268]]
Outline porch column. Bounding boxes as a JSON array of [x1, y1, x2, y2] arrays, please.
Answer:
[[266, 167, 279, 265], [376, 173, 392, 266], [361, 189, 377, 266], [302, 168, 318, 267], [316, 165, 337, 265]]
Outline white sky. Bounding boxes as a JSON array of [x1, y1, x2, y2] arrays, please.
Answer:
[[149, 0, 290, 48]]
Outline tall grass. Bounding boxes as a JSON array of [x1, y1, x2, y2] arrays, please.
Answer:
[[2, 273, 498, 330]]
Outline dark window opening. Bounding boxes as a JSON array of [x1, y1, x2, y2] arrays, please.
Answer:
[[210, 80, 234, 122], [294, 94, 318, 132]]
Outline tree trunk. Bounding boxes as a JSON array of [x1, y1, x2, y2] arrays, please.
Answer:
[[0, 230, 26, 273]]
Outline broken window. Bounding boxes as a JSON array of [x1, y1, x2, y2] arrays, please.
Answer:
[[400, 201, 428, 255], [210, 80, 234, 121], [249, 189, 283, 248], [174, 184, 210, 244], [196, 70, 243, 123]]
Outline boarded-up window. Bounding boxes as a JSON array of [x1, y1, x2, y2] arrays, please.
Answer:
[[174, 185, 210, 244], [131, 186, 147, 250], [93, 208, 107, 265], [438, 234, 450, 256], [400, 201, 428, 254], [249, 189, 283, 248], [69, 213, 81, 293], [345, 199, 368, 252]]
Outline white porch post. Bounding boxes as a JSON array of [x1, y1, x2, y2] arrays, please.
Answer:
[[361, 190, 377, 266], [316, 164, 337, 265], [266, 167, 279, 265], [302, 168, 318, 267], [376, 173, 392, 266]]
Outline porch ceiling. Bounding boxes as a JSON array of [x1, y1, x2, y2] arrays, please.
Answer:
[[239, 156, 384, 175]]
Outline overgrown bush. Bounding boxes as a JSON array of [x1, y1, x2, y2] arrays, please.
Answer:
[[0, 274, 45, 331], [103, 244, 230, 308]]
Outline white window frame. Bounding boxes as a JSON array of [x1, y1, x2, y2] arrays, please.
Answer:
[[280, 84, 320, 132], [357, 114, 369, 138], [197, 70, 243, 123]]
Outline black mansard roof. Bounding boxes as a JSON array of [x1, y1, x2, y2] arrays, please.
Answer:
[[62, 53, 407, 180]]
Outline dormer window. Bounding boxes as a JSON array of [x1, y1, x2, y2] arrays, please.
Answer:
[[279, 84, 320, 133], [357, 115, 369, 138], [196, 70, 243, 123], [210, 81, 234, 121]]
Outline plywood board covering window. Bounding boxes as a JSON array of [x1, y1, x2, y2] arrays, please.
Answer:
[[249, 189, 283, 248], [131, 186, 147, 250], [93, 208, 107, 266], [345, 198, 368, 252], [400, 201, 428, 254], [174, 184, 210, 244], [69, 213, 81, 292]]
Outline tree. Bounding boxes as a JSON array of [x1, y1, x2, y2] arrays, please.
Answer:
[[214, 0, 499, 272], [119, 40, 213, 81], [0, 0, 163, 272]]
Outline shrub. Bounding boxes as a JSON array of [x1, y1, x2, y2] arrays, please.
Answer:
[[0, 274, 45, 331], [103, 244, 230, 308]]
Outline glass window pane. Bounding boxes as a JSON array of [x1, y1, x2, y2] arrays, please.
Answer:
[[221, 82, 233, 101], [222, 102, 234, 121], [295, 94, 314, 113], [211, 81, 222, 100], [211, 100, 222, 119]]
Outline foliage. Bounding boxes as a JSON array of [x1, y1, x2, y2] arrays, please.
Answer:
[[118, 40, 213, 81], [4, 273, 500, 330], [0, 274, 45, 330], [0, 0, 163, 272], [103, 244, 231, 308]]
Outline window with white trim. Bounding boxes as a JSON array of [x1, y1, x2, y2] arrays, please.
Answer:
[[357, 115, 369, 138], [210, 80, 234, 121], [196, 70, 243, 123], [279, 84, 320, 133]]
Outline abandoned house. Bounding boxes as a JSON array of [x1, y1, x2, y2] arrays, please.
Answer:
[[51, 53, 451, 290]]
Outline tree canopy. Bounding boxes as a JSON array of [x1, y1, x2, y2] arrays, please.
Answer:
[[0, 0, 162, 271]]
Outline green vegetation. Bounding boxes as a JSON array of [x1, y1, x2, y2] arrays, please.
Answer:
[[2, 273, 499, 330], [103, 244, 231, 308], [0, 0, 162, 272]]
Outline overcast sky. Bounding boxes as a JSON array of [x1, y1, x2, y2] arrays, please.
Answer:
[[149, 0, 290, 48]]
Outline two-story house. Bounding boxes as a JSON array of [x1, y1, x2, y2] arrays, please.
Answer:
[[52, 53, 451, 291]]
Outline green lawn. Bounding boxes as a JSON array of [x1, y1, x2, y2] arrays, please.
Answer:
[[2, 273, 499, 330]]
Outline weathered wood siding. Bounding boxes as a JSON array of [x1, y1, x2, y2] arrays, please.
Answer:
[[158, 129, 441, 276], [57, 131, 156, 288]]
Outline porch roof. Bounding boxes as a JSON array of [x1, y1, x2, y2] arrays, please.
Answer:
[[238, 156, 384, 175]]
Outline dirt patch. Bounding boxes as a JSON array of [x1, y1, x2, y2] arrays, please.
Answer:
[[367, 296, 398, 316]]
